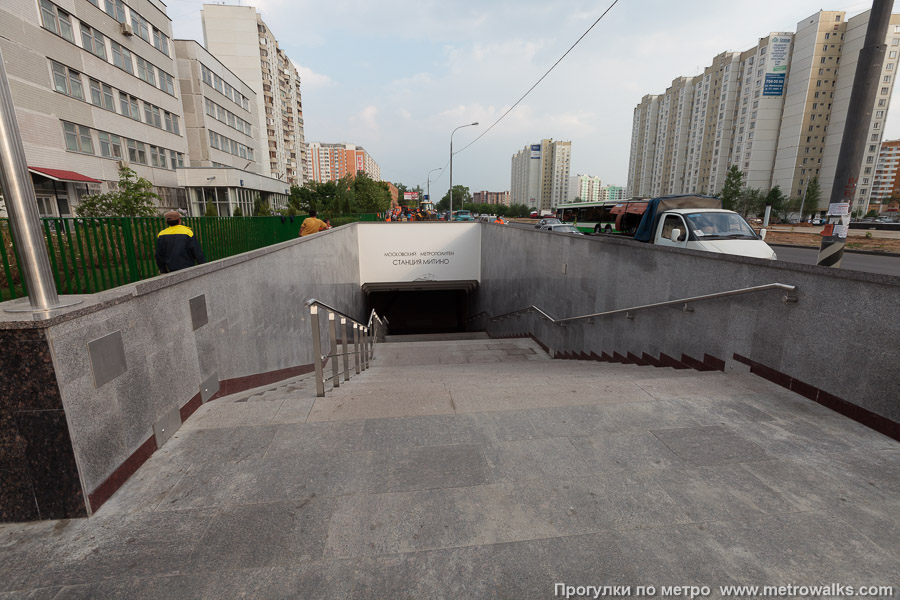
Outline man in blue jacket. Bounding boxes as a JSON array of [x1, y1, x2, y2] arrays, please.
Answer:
[[155, 211, 205, 273]]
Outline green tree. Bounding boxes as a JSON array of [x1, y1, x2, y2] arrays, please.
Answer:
[[352, 172, 391, 212], [233, 205, 243, 217], [75, 166, 159, 217], [766, 185, 791, 223], [507, 203, 530, 218], [253, 195, 272, 216], [203, 202, 218, 217], [439, 185, 472, 210], [802, 176, 821, 218], [720, 165, 744, 211], [866, 209, 878, 218], [734, 187, 764, 218]]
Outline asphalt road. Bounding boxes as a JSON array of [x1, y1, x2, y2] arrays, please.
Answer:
[[508, 222, 899, 276]]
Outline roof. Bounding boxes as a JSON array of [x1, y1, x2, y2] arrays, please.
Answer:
[[28, 167, 101, 183]]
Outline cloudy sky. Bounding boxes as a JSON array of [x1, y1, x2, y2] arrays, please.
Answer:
[[169, 0, 894, 195]]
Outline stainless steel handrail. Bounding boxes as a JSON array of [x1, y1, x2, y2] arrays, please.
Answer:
[[472, 283, 797, 325], [305, 298, 386, 397]]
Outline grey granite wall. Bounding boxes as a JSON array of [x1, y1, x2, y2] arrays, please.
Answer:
[[475, 226, 900, 427], [0, 224, 365, 518]]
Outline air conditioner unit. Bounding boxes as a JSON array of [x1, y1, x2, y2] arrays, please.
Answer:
[[120, 22, 133, 36], [116, 160, 129, 169]]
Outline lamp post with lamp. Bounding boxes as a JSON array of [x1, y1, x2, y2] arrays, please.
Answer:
[[427, 167, 441, 216], [449, 122, 478, 219]]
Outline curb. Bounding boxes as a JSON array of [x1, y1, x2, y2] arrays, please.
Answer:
[[769, 243, 900, 257]]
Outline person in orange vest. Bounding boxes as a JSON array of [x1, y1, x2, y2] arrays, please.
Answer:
[[493, 215, 504, 224], [299, 210, 328, 237]]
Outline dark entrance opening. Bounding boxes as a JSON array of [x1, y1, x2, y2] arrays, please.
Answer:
[[367, 289, 468, 335]]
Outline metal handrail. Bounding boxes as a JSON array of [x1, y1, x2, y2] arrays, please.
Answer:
[[305, 298, 386, 397], [472, 283, 797, 325]]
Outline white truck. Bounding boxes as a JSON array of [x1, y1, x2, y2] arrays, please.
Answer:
[[628, 195, 777, 260]]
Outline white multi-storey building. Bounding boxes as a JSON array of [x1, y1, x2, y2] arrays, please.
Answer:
[[174, 39, 288, 216], [567, 174, 602, 203], [201, 4, 306, 186], [1, 0, 189, 216], [306, 142, 381, 183], [510, 139, 571, 211]]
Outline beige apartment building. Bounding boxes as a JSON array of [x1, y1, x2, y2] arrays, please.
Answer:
[[174, 39, 288, 216], [201, 4, 307, 186], [306, 142, 381, 183], [0, 0, 189, 216], [510, 139, 572, 211], [472, 191, 510, 206], [628, 8, 898, 215]]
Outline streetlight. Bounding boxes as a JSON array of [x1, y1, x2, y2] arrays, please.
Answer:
[[427, 167, 441, 210], [449, 122, 478, 219]]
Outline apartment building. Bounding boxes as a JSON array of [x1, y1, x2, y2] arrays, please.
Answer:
[[1, 0, 189, 216], [871, 139, 900, 211], [510, 139, 571, 211], [600, 185, 626, 202], [306, 142, 382, 183], [174, 39, 288, 216], [816, 11, 900, 215], [201, 5, 306, 186], [472, 190, 510, 206], [567, 174, 603, 203], [629, 8, 897, 214]]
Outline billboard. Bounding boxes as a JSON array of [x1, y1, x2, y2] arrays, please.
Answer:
[[530, 144, 541, 159], [762, 36, 792, 97], [403, 191, 418, 202]]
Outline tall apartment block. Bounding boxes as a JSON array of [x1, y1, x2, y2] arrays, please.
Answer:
[[628, 8, 898, 216], [174, 39, 288, 216], [0, 0, 189, 216], [201, 4, 306, 186], [472, 191, 510, 206], [510, 139, 572, 211], [871, 139, 900, 211], [567, 174, 603, 203], [307, 142, 381, 183], [600, 186, 626, 202]]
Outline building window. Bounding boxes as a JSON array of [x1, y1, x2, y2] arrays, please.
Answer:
[[104, 0, 126, 23], [40, 1, 75, 43], [149, 145, 167, 168], [152, 28, 169, 56], [63, 122, 93, 154], [164, 111, 179, 134], [110, 42, 134, 75], [98, 132, 122, 159], [144, 102, 162, 128], [882, 87, 890, 94], [80, 24, 107, 60], [131, 11, 150, 42], [89, 79, 115, 111], [51, 61, 84, 100], [159, 71, 175, 96], [119, 93, 140, 120], [169, 150, 184, 169], [201, 64, 213, 86], [136, 57, 156, 86], [127, 139, 147, 164]]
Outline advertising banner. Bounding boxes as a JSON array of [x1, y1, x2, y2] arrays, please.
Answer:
[[357, 223, 481, 284], [762, 36, 792, 97], [530, 144, 541, 159], [403, 191, 419, 202]]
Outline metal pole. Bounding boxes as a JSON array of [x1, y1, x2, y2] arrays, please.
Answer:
[[353, 323, 361, 375], [0, 46, 80, 312], [341, 317, 350, 382], [449, 122, 478, 221], [817, 0, 892, 267], [361, 326, 368, 371], [328, 312, 339, 388], [309, 304, 325, 397]]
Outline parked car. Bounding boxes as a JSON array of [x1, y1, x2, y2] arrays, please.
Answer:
[[540, 224, 584, 235], [453, 210, 475, 222], [535, 217, 562, 229]]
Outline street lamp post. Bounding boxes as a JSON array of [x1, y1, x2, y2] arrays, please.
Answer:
[[426, 167, 441, 210], [449, 122, 478, 219]]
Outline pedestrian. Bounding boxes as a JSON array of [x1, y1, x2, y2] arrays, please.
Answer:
[[299, 209, 328, 237], [324, 219, 332, 229], [155, 210, 205, 273]]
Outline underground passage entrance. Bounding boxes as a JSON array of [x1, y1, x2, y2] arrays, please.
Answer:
[[364, 282, 477, 335]]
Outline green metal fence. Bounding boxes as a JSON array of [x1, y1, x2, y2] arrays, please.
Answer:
[[0, 214, 375, 301]]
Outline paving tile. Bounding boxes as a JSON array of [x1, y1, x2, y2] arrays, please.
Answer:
[[0, 589, 63, 600], [527, 400, 699, 438], [306, 390, 455, 421], [570, 431, 685, 474], [265, 420, 367, 456], [190, 499, 336, 570], [448, 411, 541, 444], [482, 437, 592, 482], [651, 425, 770, 466], [52, 576, 203, 599], [367, 444, 493, 493], [359, 415, 457, 451]]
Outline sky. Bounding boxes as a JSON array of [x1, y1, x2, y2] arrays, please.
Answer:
[[168, 0, 895, 195]]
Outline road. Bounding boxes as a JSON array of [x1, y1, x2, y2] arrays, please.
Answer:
[[507, 222, 899, 276]]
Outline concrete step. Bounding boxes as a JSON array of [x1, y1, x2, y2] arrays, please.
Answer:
[[385, 331, 491, 342]]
